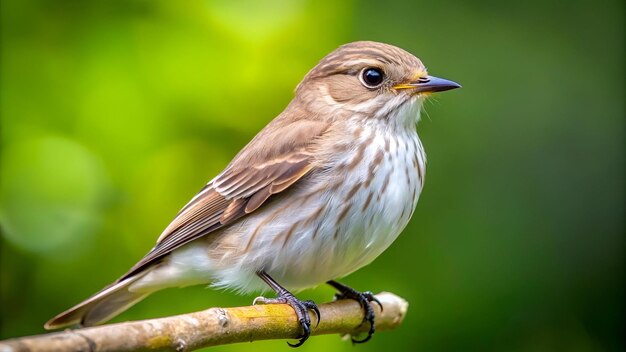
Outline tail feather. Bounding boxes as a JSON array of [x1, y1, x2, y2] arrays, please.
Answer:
[[44, 274, 149, 330]]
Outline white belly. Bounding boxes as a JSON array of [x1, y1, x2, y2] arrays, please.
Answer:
[[206, 125, 425, 293]]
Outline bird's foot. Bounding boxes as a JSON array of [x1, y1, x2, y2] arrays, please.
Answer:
[[327, 280, 383, 344], [253, 293, 320, 347]]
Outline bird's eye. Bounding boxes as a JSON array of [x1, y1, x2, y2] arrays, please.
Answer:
[[360, 67, 384, 88]]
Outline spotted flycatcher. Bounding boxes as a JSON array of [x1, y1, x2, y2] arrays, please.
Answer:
[[45, 41, 460, 346]]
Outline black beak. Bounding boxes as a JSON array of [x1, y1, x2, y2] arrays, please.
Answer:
[[407, 75, 461, 93]]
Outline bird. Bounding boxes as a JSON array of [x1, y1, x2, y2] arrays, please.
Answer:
[[44, 41, 460, 347]]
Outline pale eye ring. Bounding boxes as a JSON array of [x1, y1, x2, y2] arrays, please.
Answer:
[[360, 67, 384, 88]]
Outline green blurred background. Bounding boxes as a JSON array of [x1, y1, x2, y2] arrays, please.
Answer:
[[1, 0, 623, 351]]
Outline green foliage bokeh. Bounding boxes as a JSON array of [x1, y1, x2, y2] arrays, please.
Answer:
[[1, 0, 623, 351]]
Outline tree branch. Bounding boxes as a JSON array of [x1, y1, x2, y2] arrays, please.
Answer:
[[0, 292, 408, 351]]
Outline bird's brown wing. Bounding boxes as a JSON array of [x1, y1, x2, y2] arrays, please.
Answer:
[[119, 117, 328, 280]]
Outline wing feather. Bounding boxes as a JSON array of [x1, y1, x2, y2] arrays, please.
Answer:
[[118, 117, 329, 280]]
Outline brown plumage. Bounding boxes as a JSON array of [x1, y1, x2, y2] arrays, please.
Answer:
[[45, 41, 460, 346]]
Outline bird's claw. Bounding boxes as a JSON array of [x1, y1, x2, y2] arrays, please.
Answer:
[[253, 293, 319, 347], [332, 287, 382, 344]]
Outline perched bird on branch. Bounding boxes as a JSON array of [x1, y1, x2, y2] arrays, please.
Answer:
[[45, 41, 460, 347]]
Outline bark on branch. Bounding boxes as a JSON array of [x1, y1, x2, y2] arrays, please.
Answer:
[[0, 292, 408, 352]]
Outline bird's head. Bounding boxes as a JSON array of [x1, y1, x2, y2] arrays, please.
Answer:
[[294, 41, 460, 124]]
